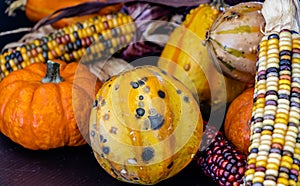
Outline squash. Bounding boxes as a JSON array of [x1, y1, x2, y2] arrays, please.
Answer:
[[206, 2, 265, 83], [224, 87, 253, 155], [6, 0, 123, 28], [89, 65, 203, 185], [0, 59, 101, 150], [158, 4, 247, 116]]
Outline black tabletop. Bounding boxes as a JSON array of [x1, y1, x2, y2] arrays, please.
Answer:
[[0, 132, 217, 186]]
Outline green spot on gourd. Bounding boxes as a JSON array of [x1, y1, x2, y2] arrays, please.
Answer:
[[215, 25, 252, 34]]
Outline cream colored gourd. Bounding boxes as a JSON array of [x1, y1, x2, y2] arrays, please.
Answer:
[[206, 2, 265, 83]]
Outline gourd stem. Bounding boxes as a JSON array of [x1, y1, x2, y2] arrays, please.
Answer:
[[41, 60, 64, 84], [211, 0, 226, 12]]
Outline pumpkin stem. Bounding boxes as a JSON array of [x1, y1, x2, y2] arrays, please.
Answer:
[[41, 60, 64, 84]]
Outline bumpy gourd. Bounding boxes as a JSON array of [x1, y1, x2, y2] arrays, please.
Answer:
[[0, 59, 101, 150], [206, 2, 265, 83], [90, 65, 203, 185], [158, 4, 247, 116]]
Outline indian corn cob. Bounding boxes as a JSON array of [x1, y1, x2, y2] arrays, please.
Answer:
[[0, 12, 136, 81], [245, 0, 300, 185], [194, 125, 247, 186]]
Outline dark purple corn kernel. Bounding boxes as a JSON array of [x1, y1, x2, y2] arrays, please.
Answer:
[[278, 94, 290, 100], [265, 100, 277, 106], [264, 114, 275, 120], [270, 147, 282, 154], [279, 166, 289, 174], [279, 51, 292, 57], [291, 30, 299, 34], [268, 33, 280, 40], [261, 125, 274, 131]]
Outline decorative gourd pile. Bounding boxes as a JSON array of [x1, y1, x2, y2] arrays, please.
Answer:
[[2, 0, 299, 186]]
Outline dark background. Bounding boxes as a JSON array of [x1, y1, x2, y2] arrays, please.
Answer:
[[0, 2, 215, 186], [0, 2, 34, 51]]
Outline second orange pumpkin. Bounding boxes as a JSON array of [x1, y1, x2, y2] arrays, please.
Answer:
[[224, 87, 254, 155], [24, 0, 123, 28]]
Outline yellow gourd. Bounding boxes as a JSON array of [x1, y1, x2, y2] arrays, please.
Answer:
[[89, 65, 203, 185]]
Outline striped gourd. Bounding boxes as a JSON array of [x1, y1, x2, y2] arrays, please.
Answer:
[[206, 2, 265, 83], [245, 0, 300, 185], [0, 12, 136, 81]]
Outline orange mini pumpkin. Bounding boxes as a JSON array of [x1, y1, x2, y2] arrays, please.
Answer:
[[224, 87, 254, 155], [0, 60, 101, 150]]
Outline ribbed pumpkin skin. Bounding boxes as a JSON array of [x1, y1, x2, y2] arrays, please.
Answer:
[[158, 4, 247, 114], [90, 66, 203, 185], [25, 0, 123, 28], [207, 2, 265, 83], [224, 87, 253, 155], [0, 60, 101, 150]]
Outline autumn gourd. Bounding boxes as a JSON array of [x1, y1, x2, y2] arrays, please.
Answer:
[[224, 87, 254, 155], [0, 59, 101, 150], [89, 65, 203, 185], [158, 3, 247, 116], [206, 2, 265, 83]]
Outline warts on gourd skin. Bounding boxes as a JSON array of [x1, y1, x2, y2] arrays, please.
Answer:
[[224, 11, 240, 21], [142, 147, 155, 162], [157, 90, 166, 98]]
